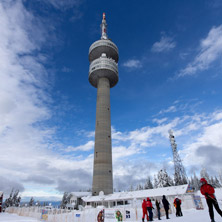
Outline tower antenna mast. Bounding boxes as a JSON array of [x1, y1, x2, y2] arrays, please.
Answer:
[[168, 129, 187, 185], [89, 13, 119, 195]]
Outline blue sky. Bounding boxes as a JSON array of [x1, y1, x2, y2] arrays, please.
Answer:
[[0, 0, 222, 201]]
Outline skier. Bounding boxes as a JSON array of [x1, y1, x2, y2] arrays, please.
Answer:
[[155, 199, 161, 220], [162, 195, 170, 219], [142, 199, 149, 222], [146, 197, 154, 221], [200, 177, 222, 222], [173, 197, 183, 217]]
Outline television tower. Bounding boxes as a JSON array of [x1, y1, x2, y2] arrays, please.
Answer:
[[168, 130, 187, 185], [88, 13, 119, 195]]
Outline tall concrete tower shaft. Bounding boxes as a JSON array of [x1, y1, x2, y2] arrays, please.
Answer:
[[89, 13, 119, 196]]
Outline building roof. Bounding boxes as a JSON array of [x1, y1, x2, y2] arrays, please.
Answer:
[[82, 184, 190, 203]]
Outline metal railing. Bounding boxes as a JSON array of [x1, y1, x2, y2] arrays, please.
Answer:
[[89, 40, 118, 55], [89, 57, 118, 75]]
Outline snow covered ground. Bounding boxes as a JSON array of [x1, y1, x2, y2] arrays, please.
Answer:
[[0, 213, 41, 222], [1, 208, 222, 222], [159, 208, 222, 222]]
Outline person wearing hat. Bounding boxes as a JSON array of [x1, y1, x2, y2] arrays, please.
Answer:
[[200, 177, 222, 222], [142, 199, 149, 222]]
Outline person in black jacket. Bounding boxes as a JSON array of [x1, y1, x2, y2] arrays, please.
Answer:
[[162, 195, 170, 219], [155, 199, 161, 220]]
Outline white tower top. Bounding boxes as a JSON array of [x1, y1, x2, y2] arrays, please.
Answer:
[[101, 12, 108, 39]]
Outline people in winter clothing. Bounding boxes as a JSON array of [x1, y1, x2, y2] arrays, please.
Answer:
[[142, 199, 149, 222], [173, 197, 183, 217], [155, 199, 161, 220], [162, 195, 170, 219], [200, 177, 222, 222], [146, 197, 154, 221]]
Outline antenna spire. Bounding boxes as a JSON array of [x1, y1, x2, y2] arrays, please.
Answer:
[[101, 13, 108, 39]]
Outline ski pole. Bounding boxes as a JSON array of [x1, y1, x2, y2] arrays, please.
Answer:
[[207, 195, 219, 204]]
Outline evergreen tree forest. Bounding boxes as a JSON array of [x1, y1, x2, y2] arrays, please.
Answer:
[[128, 168, 222, 191]]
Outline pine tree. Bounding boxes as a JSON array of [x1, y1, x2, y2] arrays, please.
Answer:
[[214, 176, 221, 188], [67, 193, 72, 204], [8, 189, 13, 206], [193, 173, 200, 191], [209, 176, 215, 186], [12, 190, 20, 207], [200, 168, 210, 182], [189, 176, 194, 187], [153, 175, 158, 189], [168, 175, 174, 186], [218, 170, 222, 185], [60, 192, 68, 209], [17, 196, 21, 207], [29, 197, 34, 207], [136, 184, 143, 190], [4, 189, 21, 207], [129, 184, 134, 192], [144, 176, 153, 189], [157, 169, 173, 188]]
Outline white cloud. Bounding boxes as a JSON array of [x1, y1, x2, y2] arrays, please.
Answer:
[[153, 118, 168, 124], [212, 110, 222, 121], [151, 36, 176, 52], [112, 145, 140, 160], [0, 0, 93, 197], [178, 25, 222, 77], [45, 0, 80, 10], [0, 0, 53, 193], [158, 105, 177, 114], [111, 117, 181, 150], [123, 59, 142, 68], [66, 140, 94, 152], [157, 100, 203, 116], [183, 120, 222, 172]]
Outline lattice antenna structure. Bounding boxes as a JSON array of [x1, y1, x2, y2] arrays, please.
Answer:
[[168, 129, 187, 185]]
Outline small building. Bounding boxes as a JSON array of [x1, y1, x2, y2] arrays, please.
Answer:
[[82, 184, 199, 211], [0, 191, 3, 213], [69, 192, 91, 210]]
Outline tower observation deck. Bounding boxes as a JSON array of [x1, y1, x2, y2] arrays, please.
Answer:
[[89, 13, 119, 196]]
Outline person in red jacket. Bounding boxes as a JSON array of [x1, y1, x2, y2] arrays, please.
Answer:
[[173, 197, 183, 217], [146, 197, 154, 221], [142, 199, 149, 222], [200, 177, 222, 222]]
